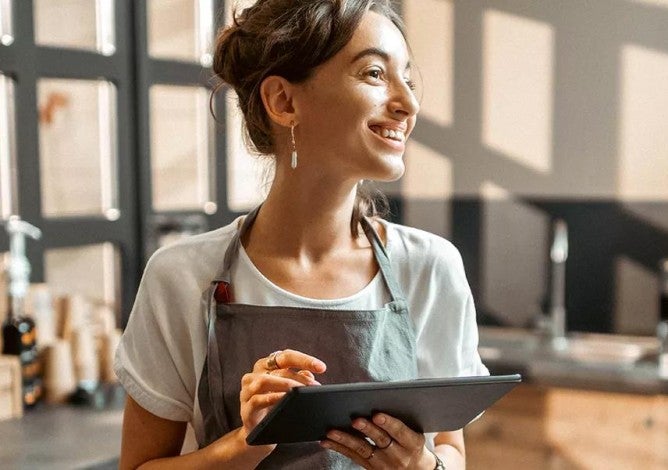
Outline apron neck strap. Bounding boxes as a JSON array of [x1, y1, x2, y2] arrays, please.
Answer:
[[360, 216, 406, 303], [217, 205, 406, 303]]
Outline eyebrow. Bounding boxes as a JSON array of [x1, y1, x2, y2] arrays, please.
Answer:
[[350, 47, 411, 70]]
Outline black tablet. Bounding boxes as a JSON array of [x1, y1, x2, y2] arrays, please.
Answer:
[[246, 374, 521, 445]]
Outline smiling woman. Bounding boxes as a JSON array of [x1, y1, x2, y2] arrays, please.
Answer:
[[115, 1, 487, 469]]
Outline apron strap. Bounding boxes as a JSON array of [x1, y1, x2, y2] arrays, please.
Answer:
[[205, 283, 227, 432], [361, 217, 407, 305], [216, 205, 262, 283]]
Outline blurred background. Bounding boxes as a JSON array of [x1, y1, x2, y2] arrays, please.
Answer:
[[0, 0, 666, 469]]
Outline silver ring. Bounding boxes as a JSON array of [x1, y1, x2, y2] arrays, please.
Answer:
[[266, 350, 282, 371]]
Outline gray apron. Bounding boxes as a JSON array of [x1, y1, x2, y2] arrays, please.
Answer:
[[197, 206, 418, 469]]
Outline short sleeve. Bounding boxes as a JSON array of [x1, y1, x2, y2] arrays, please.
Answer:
[[113, 253, 198, 422], [404, 233, 489, 379]]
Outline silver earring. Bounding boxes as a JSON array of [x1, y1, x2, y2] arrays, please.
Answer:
[[290, 122, 297, 169]]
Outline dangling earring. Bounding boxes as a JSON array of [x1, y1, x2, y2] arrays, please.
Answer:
[[290, 122, 298, 169]]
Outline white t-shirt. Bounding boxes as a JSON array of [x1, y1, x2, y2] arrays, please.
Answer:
[[114, 216, 489, 451]]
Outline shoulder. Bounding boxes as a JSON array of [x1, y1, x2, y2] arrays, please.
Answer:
[[382, 220, 464, 270], [142, 217, 241, 290], [380, 220, 469, 295]]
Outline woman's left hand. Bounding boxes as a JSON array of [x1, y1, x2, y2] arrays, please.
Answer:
[[320, 413, 436, 469]]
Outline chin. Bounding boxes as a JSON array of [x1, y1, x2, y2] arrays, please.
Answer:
[[368, 158, 405, 182]]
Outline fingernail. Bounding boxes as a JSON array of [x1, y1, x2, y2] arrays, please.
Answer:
[[374, 414, 386, 424], [320, 441, 331, 449], [353, 420, 365, 430], [312, 360, 326, 370], [328, 431, 341, 441], [309, 380, 321, 386]]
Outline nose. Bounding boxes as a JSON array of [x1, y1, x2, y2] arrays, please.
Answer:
[[388, 80, 420, 118]]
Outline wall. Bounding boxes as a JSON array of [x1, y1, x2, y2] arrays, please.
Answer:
[[397, 0, 668, 334]]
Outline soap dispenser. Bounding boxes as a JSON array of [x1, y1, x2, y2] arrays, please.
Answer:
[[2, 216, 43, 407]]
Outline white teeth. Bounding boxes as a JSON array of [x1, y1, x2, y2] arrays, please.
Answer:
[[373, 127, 405, 142]]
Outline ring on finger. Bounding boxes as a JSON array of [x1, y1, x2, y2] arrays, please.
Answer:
[[377, 438, 393, 450], [266, 350, 282, 371], [367, 446, 376, 459]]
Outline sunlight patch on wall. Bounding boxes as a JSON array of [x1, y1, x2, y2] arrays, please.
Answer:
[[402, 141, 452, 199], [482, 10, 554, 175], [618, 44, 668, 201], [630, 0, 668, 7], [480, 180, 511, 200], [404, 0, 454, 127]]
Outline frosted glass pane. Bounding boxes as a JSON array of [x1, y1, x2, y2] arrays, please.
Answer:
[[225, 89, 268, 211], [148, 0, 213, 66], [149, 84, 216, 213], [34, 0, 115, 55], [0, 0, 14, 46], [0, 73, 18, 219], [38, 78, 119, 219], [44, 243, 120, 309]]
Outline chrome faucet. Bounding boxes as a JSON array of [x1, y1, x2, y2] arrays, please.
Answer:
[[536, 219, 569, 347]]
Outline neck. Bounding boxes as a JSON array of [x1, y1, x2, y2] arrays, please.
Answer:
[[246, 165, 363, 262]]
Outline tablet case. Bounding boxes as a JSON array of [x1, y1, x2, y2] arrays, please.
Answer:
[[246, 374, 521, 445]]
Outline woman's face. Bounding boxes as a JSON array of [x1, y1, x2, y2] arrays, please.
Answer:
[[292, 10, 420, 183]]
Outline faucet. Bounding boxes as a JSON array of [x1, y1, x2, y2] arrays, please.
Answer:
[[535, 219, 569, 348]]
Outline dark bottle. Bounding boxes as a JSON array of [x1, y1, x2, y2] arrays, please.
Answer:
[[2, 307, 42, 408]]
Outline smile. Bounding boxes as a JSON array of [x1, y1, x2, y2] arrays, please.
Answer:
[[369, 125, 406, 143]]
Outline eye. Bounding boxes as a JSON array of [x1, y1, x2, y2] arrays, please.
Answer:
[[364, 67, 384, 80], [405, 79, 417, 91]]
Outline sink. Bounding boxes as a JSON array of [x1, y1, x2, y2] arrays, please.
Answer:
[[478, 327, 660, 368], [554, 333, 659, 366]]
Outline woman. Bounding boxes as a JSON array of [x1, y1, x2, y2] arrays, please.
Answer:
[[115, 0, 488, 468]]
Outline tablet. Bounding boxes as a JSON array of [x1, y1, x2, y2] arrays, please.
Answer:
[[246, 374, 521, 445]]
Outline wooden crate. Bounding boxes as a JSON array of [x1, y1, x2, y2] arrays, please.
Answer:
[[0, 355, 23, 421]]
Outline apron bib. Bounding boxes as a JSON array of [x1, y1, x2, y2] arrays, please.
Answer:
[[197, 206, 418, 469]]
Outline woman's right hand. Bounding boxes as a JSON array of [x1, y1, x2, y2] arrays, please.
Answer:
[[239, 349, 327, 446]]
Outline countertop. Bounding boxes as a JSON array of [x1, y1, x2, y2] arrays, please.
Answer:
[[0, 386, 124, 470], [478, 327, 668, 395]]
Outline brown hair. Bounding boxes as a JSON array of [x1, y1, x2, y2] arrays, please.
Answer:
[[211, 0, 405, 237]]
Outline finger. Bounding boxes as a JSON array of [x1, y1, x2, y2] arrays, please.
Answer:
[[371, 413, 424, 450], [326, 430, 375, 460], [252, 349, 327, 374], [240, 373, 308, 401], [272, 368, 321, 385], [320, 439, 373, 469], [352, 418, 392, 449], [297, 369, 317, 382], [245, 391, 286, 410]]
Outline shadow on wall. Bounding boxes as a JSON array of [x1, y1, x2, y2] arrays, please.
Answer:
[[394, 0, 668, 335]]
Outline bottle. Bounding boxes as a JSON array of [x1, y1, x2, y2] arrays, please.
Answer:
[[2, 216, 43, 407]]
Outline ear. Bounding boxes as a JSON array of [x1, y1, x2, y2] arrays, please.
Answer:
[[260, 75, 298, 127]]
